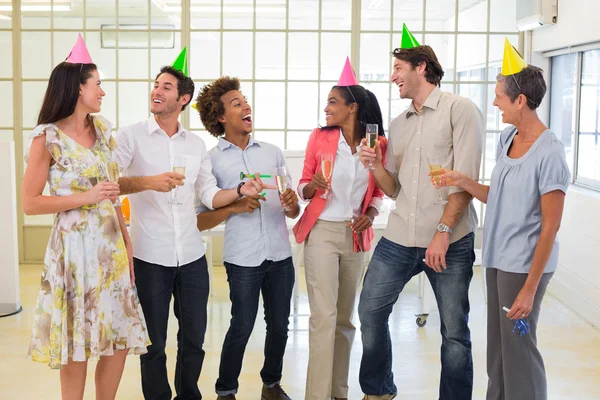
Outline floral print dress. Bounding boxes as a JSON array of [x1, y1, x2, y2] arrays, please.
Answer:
[[27, 115, 150, 369]]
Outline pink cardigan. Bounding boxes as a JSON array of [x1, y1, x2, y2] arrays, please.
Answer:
[[292, 127, 388, 252]]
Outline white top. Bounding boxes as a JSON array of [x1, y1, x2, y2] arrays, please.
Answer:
[[299, 131, 372, 221], [114, 116, 221, 267]]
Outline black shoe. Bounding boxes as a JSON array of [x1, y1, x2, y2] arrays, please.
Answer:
[[261, 383, 292, 400]]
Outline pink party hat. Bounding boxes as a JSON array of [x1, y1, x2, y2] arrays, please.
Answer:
[[66, 33, 93, 64], [337, 57, 359, 86]]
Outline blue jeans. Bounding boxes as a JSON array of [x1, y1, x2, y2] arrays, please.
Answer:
[[358, 233, 475, 400], [134, 256, 210, 400], [216, 257, 295, 396]]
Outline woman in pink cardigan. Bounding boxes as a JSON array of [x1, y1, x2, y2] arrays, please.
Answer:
[[294, 84, 387, 400]]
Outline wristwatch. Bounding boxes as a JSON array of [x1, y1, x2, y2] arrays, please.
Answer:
[[437, 223, 453, 234], [236, 181, 245, 198]]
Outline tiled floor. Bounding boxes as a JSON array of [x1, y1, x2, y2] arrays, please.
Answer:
[[1, 264, 599, 399]]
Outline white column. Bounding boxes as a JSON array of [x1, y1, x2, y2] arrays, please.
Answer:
[[0, 141, 21, 315]]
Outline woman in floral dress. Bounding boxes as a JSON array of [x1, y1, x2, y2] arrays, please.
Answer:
[[22, 53, 150, 398]]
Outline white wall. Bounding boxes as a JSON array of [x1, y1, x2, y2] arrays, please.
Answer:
[[0, 142, 21, 314], [552, 188, 600, 328], [531, 0, 600, 328], [532, 0, 600, 52]]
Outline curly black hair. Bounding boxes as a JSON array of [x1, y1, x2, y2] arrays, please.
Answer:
[[156, 66, 195, 111], [195, 76, 241, 137]]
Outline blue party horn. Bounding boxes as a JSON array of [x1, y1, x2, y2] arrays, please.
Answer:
[[503, 306, 530, 336]]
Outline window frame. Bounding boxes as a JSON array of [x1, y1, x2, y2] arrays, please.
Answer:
[[548, 43, 600, 191]]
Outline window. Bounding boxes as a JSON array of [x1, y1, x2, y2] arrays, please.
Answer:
[[15, 1, 183, 226], [8, 0, 521, 229], [550, 48, 600, 189], [578, 50, 600, 185], [359, 0, 519, 225], [549, 53, 577, 175], [188, 0, 351, 149]]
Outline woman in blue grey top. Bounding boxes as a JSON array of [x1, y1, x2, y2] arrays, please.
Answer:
[[433, 65, 569, 400]]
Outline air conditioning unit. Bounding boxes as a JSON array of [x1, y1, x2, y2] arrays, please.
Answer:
[[516, 0, 557, 31]]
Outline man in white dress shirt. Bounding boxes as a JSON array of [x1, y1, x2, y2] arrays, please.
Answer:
[[114, 65, 270, 400]]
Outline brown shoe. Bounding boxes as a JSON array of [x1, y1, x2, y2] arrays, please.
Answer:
[[261, 383, 291, 400], [216, 395, 236, 400], [361, 395, 396, 400]]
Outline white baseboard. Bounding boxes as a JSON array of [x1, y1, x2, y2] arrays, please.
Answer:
[[547, 277, 600, 329]]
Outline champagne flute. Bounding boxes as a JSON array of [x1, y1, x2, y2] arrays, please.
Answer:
[[169, 156, 186, 205], [108, 160, 122, 206], [320, 153, 334, 199], [275, 166, 291, 211], [98, 159, 122, 206], [428, 156, 448, 206], [365, 124, 378, 170]]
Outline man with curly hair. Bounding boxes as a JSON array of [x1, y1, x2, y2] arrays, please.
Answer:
[[195, 76, 299, 400], [114, 63, 272, 400]]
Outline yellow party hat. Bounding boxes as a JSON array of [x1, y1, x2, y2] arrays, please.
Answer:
[[501, 38, 527, 76]]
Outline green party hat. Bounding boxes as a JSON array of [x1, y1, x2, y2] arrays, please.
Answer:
[[400, 23, 420, 49], [171, 47, 189, 77]]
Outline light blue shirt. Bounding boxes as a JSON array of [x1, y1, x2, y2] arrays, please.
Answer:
[[198, 137, 293, 267], [482, 126, 570, 274]]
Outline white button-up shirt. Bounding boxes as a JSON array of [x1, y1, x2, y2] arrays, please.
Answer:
[[299, 131, 376, 221], [114, 116, 220, 267]]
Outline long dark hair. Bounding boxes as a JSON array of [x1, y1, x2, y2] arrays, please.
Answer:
[[323, 85, 386, 138], [37, 62, 98, 125]]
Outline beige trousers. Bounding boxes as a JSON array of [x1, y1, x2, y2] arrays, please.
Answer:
[[304, 220, 366, 400]]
